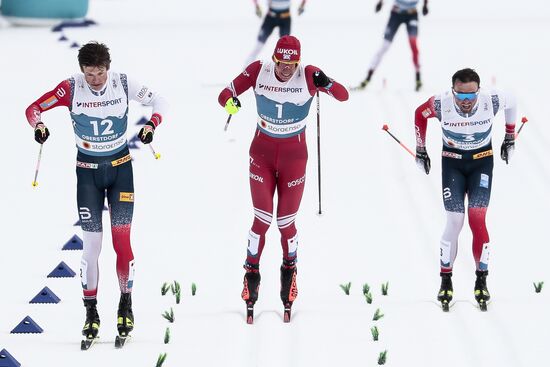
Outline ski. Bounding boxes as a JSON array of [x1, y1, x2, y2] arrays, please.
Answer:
[[246, 303, 254, 324], [440, 300, 450, 312], [115, 334, 130, 348], [283, 304, 292, 323], [477, 299, 488, 312], [349, 84, 367, 92], [80, 336, 98, 351]]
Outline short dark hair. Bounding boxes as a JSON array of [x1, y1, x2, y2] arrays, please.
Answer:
[[78, 41, 111, 70], [452, 68, 480, 86]]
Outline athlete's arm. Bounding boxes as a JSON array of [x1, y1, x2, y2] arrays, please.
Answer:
[[127, 78, 168, 128], [414, 96, 437, 147], [305, 65, 349, 102], [25, 80, 72, 127], [218, 61, 262, 107], [493, 91, 517, 134]]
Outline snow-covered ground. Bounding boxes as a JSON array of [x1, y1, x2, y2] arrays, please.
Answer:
[[1, 0, 550, 366]]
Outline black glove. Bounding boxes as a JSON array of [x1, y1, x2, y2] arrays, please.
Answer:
[[138, 121, 156, 144], [313, 70, 331, 88], [500, 133, 515, 164], [375, 1, 383, 13], [422, 4, 429, 15], [34, 123, 50, 144], [416, 146, 431, 174]]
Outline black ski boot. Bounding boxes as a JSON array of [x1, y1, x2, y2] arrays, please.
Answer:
[[437, 272, 453, 312], [241, 263, 261, 324], [354, 69, 374, 91], [415, 71, 422, 91], [280, 259, 298, 322], [117, 293, 134, 338], [474, 270, 490, 311], [81, 298, 100, 350]]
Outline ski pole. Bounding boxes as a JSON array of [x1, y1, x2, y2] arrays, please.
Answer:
[[316, 90, 322, 215], [382, 124, 416, 158], [224, 114, 232, 132], [32, 144, 43, 187], [149, 144, 161, 160], [515, 116, 528, 139]]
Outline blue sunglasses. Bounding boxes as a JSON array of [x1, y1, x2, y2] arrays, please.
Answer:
[[453, 89, 479, 101]]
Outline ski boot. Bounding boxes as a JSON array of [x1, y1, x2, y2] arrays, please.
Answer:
[[415, 71, 422, 92], [81, 298, 100, 350], [115, 292, 134, 347], [474, 270, 490, 311], [241, 263, 261, 324], [437, 272, 453, 312], [351, 70, 373, 91], [280, 259, 298, 322]]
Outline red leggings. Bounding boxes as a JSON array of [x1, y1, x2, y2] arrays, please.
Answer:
[[246, 130, 308, 266]]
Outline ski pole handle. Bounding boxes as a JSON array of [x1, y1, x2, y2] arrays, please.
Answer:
[[382, 124, 416, 158], [32, 144, 43, 187], [224, 114, 232, 132], [515, 116, 528, 139], [149, 144, 161, 160]]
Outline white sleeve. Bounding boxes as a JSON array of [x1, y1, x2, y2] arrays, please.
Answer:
[[127, 77, 168, 120], [493, 90, 516, 124]]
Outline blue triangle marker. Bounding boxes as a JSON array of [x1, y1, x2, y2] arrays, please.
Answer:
[[0, 349, 21, 367], [47, 261, 76, 278], [135, 116, 148, 125], [11, 316, 43, 334], [29, 286, 61, 304], [62, 234, 83, 250], [70, 42, 80, 48], [58, 34, 68, 41], [127, 135, 141, 150]]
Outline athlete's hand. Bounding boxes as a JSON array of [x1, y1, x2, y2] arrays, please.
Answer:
[[313, 70, 331, 88], [225, 97, 241, 115], [138, 121, 155, 144], [375, 1, 383, 13], [500, 133, 515, 164], [416, 146, 431, 174], [34, 122, 50, 144], [255, 4, 262, 18], [298, 5, 305, 15], [422, 4, 429, 16]]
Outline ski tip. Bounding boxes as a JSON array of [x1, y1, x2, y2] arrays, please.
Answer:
[[478, 301, 488, 312], [283, 312, 291, 323], [246, 316, 254, 324], [80, 338, 96, 351], [441, 301, 450, 312]]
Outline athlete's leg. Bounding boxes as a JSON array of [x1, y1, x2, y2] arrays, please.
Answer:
[[275, 136, 308, 263], [77, 166, 105, 300], [279, 16, 291, 37], [246, 134, 277, 266], [367, 12, 402, 77], [406, 13, 420, 72], [107, 161, 135, 294], [245, 15, 277, 66], [440, 158, 467, 273], [467, 157, 494, 271]]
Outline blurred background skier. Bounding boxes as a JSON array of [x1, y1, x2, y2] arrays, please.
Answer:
[[354, 0, 428, 91], [245, 0, 307, 66]]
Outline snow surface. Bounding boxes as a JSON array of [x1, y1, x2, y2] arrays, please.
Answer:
[[1, 0, 550, 366]]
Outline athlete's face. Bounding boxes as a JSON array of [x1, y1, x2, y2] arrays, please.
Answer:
[[82, 66, 108, 91], [452, 80, 479, 114], [275, 61, 298, 82]]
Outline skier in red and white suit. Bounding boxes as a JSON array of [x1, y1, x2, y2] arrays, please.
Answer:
[[218, 35, 348, 315]]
